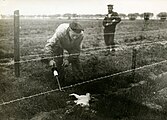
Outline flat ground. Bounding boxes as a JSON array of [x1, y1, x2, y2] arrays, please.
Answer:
[[1, 19, 167, 120]]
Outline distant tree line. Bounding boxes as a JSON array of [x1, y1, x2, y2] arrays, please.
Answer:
[[0, 12, 167, 20], [119, 12, 167, 21]]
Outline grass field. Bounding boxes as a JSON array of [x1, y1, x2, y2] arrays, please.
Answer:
[[1, 18, 167, 119]]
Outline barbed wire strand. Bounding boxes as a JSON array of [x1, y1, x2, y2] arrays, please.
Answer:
[[1, 39, 167, 66], [1, 27, 167, 43], [0, 48, 110, 66], [0, 39, 9, 42], [17, 39, 167, 59], [17, 29, 167, 51], [18, 28, 167, 40], [0, 45, 127, 66], [15, 40, 167, 61], [0, 45, 148, 65], [0, 28, 166, 51], [1, 58, 167, 106]]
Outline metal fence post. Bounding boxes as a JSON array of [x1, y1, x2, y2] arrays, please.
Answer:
[[14, 10, 20, 77]]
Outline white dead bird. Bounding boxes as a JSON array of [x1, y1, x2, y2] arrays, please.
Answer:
[[69, 93, 91, 107]]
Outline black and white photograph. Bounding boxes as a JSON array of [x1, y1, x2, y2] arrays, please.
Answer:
[[1, 0, 167, 119]]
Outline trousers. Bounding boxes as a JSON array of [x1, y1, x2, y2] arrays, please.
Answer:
[[104, 32, 115, 47], [52, 46, 83, 84]]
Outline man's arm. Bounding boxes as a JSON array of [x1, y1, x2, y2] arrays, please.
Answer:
[[112, 12, 121, 24], [41, 37, 56, 65], [45, 37, 56, 55], [103, 14, 121, 27], [103, 16, 109, 27]]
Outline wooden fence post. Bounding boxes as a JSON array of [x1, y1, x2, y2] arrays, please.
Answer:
[[14, 10, 20, 77], [132, 47, 137, 81]]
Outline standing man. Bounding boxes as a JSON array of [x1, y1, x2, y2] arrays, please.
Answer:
[[45, 22, 84, 84], [103, 4, 121, 55]]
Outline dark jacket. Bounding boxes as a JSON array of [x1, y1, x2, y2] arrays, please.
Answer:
[[103, 11, 121, 33]]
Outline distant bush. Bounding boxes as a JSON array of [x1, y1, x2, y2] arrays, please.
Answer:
[[128, 13, 138, 20], [144, 12, 154, 21], [119, 13, 127, 19], [157, 12, 167, 21]]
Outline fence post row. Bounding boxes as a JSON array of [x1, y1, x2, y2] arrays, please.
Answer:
[[14, 10, 20, 77]]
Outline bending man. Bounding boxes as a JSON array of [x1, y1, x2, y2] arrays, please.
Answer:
[[45, 22, 84, 84]]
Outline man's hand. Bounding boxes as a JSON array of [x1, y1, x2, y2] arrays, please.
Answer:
[[49, 60, 56, 67], [62, 59, 70, 67], [106, 23, 109, 26], [112, 19, 116, 22], [106, 23, 112, 26]]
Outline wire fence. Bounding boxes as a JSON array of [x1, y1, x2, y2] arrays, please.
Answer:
[[1, 21, 167, 108], [1, 58, 167, 106], [1, 17, 167, 108]]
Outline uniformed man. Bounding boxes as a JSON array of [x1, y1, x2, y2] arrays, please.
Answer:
[[45, 22, 84, 84], [103, 4, 121, 55]]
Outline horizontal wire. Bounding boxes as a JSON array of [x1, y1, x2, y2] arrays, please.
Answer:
[[1, 24, 166, 42], [18, 34, 167, 57], [0, 39, 10, 42], [17, 40, 167, 61], [1, 58, 167, 106], [18, 28, 167, 40], [18, 33, 166, 57], [1, 39, 167, 66], [17, 28, 167, 50]]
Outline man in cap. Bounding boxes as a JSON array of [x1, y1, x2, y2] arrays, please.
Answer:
[[45, 21, 84, 84], [103, 4, 121, 55]]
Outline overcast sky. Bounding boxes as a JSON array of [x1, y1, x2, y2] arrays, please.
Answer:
[[0, 0, 167, 15]]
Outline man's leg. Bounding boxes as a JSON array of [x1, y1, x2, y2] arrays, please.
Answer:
[[109, 33, 115, 52], [104, 33, 110, 46], [68, 55, 84, 83], [104, 33, 111, 55]]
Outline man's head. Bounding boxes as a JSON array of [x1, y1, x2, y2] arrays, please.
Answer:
[[107, 4, 113, 13], [69, 22, 84, 40]]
